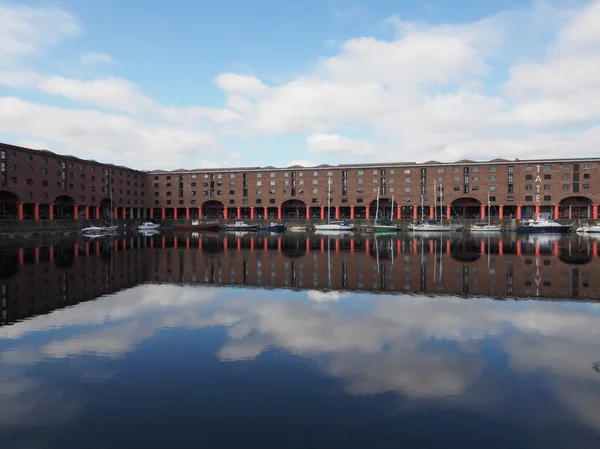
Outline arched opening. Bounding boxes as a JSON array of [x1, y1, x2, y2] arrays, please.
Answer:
[[100, 198, 113, 220], [451, 198, 482, 219], [559, 196, 592, 219], [0, 190, 19, 219], [53, 195, 75, 219], [281, 200, 307, 219], [202, 200, 224, 219], [368, 198, 394, 222]]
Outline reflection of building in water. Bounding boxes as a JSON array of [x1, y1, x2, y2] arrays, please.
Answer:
[[2, 234, 599, 324]]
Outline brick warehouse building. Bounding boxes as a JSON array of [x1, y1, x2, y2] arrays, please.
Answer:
[[1, 141, 600, 222]]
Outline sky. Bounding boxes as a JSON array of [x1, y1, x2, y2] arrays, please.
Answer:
[[0, 0, 599, 170]]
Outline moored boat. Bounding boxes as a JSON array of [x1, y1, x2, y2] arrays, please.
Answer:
[[517, 215, 573, 233], [288, 225, 307, 232], [224, 221, 259, 232], [364, 224, 399, 233], [259, 222, 286, 232], [409, 221, 455, 232], [174, 220, 221, 232], [314, 221, 353, 232], [138, 222, 160, 231], [470, 223, 503, 232], [576, 222, 600, 233]]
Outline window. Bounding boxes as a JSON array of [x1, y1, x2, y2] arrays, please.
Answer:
[[489, 185, 496, 191], [525, 165, 532, 171], [507, 196, 514, 201], [312, 171, 318, 176], [404, 169, 411, 174], [454, 186, 460, 191], [525, 195, 533, 202], [268, 180, 275, 186], [583, 173, 590, 179], [489, 166, 496, 172], [256, 181, 262, 186], [489, 175, 496, 181], [256, 189, 262, 195], [489, 196, 496, 202], [472, 167, 479, 173], [543, 164, 552, 170], [312, 188, 318, 194], [269, 189, 275, 194], [388, 178, 394, 183], [256, 173, 262, 178], [26, 178, 33, 185], [372, 169, 378, 174], [437, 168, 444, 173], [583, 184, 590, 190], [563, 174, 569, 180], [404, 187, 411, 193], [544, 195, 551, 201], [42, 180, 48, 187], [312, 179, 318, 185], [544, 174, 551, 180], [41, 168, 47, 174], [228, 174, 234, 178], [404, 177, 411, 183], [25, 154, 33, 161], [454, 176, 460, 182], [525, 185, 532, 190], [583, 164, 591, 169], [525, 174, 533, 180], [357, 198, 363, 203], [508, 166, 514, 173], [372, 179, 378, 184], [472, 176, 479, 181], [544, 184, 551, 190]]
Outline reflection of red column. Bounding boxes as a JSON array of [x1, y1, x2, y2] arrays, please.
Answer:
[[114, 239, 118, 252], [498, 205, 504, 219], [320, 238, 325, 253], [306, 237, 310, 252], [95, 241, 100, 253], [198, 238, 202, 250], [278, 207, 282, 220], [237, 237, 241, 251], [250, 207, 255, 219], [49, 204, 54, 220], [49, 246, 54, 261], [263, 238, 267, 251], [535, 205, 540, 218], [278, 237, 282, 252], [74, 243, 79, 257], [85, 206, 90, 220], [224, 237, 228, 249], [480, 205, 486, 220], [237, 207, 241, 220], [18, 248, 24, 265], [397, 239, 401, 254], [320, 206, 325, 220], [122, 207, 127, 219], [74, 205, 79, 220], [162, 236, 166, 248], [34, 247, 40, 263], [17, 203, 23, 220], [554, 241, 559, 257], [413, 206, 418, 220], [34, 203, 39, 220], [250, 237, 255, 250], [535, 241, 540, 256], [350, 239, 354, 253], [150, 237, 154, 248], [150, 208, 154, 219], [517, 242, 522, 256], [480, 240, 485, 255], [335, 239, 340, 252], [114, 207, 118, 220], [446, 239, 451, 255], [429, 206, 434, 219], [335, 206, 340, 220], [186, 237, 190, 249], [516, 205, 522, 219], [498, 240, 503, 255], [413, 239, 417, 254], [429, 240, 434, 253], [96, 206, 100, 219], [593, 204, 599, 220], [366, 239, 370, 252], [174, 237, 178, 249], [593, 241, 598, 258], [446, 205, 451, 219], [365, 206, 370, 220]]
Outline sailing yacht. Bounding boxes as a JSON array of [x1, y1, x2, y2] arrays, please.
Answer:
[[471, 193, 502, 232], [409, 181, 454, 232], [364, 190, 398, 233], [314, 177, 353, 232]]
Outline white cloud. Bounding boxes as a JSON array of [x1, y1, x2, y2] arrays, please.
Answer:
[[80, 52, 113, 65], [333, 6, 367, 22], [307, 133, 379, 157]]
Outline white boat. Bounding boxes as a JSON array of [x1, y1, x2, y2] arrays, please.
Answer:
[[81, 226, 104, 235], [224, 221, 259, 231], [576, 222, 600, 233], [518, 214, 573, 233], [288, 225, 307, 232], [314, 177, 354, 232], [471, 192, 502, 232], [138, 222, 160, 231], [410, 181, 454, 232]]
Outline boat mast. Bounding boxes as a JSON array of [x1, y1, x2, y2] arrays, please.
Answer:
[[440, 183, 444, 226], [420, 194, 424, 220], [488, 191, 491, 227], [434, 179, 437, 222], [374, 187, 380, 224], [391, 194, 395, 220], [327, 177, 331, 224]]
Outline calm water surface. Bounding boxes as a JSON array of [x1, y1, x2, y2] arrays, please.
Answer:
[[2, 232, 600, 448]]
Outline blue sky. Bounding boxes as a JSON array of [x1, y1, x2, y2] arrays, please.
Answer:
[[0, 0, 599, 169]]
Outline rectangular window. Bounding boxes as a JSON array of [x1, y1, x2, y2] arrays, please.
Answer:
[[471, 167, 479, 173], [404, 169, 411, 174], [583, 163, 591, 169], [312, 180, 318, 184], [544, 184, 551, 190], [544, 174, 551, 180], [543, 165, 552, 170], [583, 184, 590, 190], [437, 168, 444, 173], [489, 166, 496, 172], [256, 181, 262, 186], [489, 175, 496, 181], [525, 185, 532, 190], [507, 196, 514, 201], [544, 195, 551, 201], [489, 185, 496, 191], [525, 195, 533, 202]]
